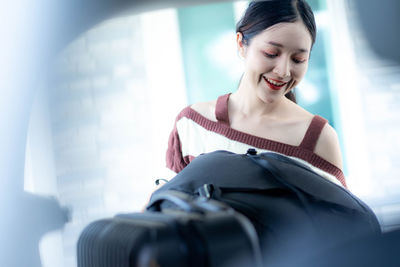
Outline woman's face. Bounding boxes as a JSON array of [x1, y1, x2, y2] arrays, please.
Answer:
[[238, 20, 312, 103]]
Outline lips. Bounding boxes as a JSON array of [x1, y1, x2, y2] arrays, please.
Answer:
[[263, 76, 288, 91]]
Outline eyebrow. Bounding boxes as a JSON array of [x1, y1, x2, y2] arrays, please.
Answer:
[[267, 41, 308, 53]]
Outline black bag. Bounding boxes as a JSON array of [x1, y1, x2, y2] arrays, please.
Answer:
[[152, 149, 381, 266], [77, 190, 263, 267]]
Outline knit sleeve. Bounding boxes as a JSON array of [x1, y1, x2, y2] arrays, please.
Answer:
[[166, 118, 187, 173]]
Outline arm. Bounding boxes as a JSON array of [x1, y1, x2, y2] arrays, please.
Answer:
[[314, 124, 344, 170], [166, 121, 187, 173]]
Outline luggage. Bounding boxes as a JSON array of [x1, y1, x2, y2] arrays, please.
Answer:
[[77, 190, 263, 267], [78, 149, 381, 267], [152, 149, 381, 266]]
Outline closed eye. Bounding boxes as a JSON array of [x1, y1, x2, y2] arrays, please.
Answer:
[[292, 58, 306, 64], [264, 52, 277, 58]]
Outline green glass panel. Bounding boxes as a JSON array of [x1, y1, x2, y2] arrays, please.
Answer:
[[177, 2, 237, 104], [298, 28, 335, 126], [308, 0, 322, 11]]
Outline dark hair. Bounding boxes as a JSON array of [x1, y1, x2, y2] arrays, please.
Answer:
[[236, 0, 317, 103]]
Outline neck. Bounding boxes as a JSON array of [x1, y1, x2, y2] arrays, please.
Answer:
[[231, 75, 287, 118]]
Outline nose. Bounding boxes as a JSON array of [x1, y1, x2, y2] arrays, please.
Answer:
[[273, 57, 290, 79]]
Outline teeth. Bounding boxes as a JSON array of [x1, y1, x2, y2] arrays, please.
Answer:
[[265, 77, 285, 86]]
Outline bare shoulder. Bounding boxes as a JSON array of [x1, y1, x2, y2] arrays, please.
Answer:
[[314, 123, 343, 170], [288, 100, 343, 169], [190, 100, 217, 121], [286, 98, 314, 121]]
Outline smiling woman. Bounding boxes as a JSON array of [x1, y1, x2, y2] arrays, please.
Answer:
[[167, 0, 346, 187]]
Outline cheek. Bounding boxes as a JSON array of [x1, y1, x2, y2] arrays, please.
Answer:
[[288, 65, 308, 90], [292, 64, 308, 80], [245, 55, 271, 73]]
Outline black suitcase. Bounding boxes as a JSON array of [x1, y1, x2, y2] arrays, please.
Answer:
[[77, 190, 263, 267]]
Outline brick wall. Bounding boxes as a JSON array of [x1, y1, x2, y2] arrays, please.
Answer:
[[43, 10, 186, 266]]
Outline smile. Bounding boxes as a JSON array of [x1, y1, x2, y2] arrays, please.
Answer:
[[263, 77, 288, 90]]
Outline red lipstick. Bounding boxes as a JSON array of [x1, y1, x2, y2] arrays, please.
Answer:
[[263, 77, 287, 91]]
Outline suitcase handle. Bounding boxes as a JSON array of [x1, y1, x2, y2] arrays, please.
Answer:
[[147, 190, 232, 213]]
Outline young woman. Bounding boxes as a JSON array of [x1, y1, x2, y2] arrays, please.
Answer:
[[166, 0, 346, 188]]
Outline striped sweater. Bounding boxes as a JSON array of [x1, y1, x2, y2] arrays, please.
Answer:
[[166, 94, 347, 188]]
